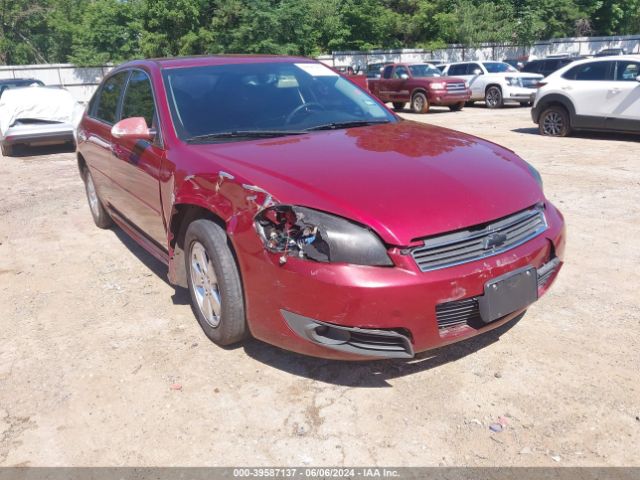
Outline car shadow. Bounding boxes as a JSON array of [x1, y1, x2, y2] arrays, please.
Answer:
[[243, 313, 524, 387], [6, 142, 75, 157], [111, 227, 191, 305], [512, 128, 640, 142]]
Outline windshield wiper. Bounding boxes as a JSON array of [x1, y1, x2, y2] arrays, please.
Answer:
[[186, 130, 307, 143], [305, 119, 391, 131]]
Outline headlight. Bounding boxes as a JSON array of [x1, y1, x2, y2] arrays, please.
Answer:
[[526, 162, 543, 190], [255, 205, 393, 266], [505, 77, 521, 87], [429, 82, 446, 90]]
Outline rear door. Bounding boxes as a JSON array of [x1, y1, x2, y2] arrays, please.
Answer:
[[561, 61, 615, 123], [80, 71, 130, 206], [109, 69, 167, 246], [604, 60, 640, 130]]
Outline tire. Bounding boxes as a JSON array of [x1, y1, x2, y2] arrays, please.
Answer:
[[485, 86, 504, 109], [82, 168, 112, 228], [449, 102, 465, 112], [392, 102, 406, 111], [185, 219, 247, 346], [411, 92, 430, 113], [1, 143, 13, 157], [538, 105, 571, 137]]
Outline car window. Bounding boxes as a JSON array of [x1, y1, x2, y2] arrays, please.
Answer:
[[522, 61, 540, 74], [382, 66, 393, 79], [615, 61, 640, 81], [482, 62, 516, 73], [393, 66, 409, 78], [448, 64, 467, 76], [563, 61, 613, 81], [163, 62, 396, 141], [121, 70, 156, 127], [468, 63, 483, 75], [408, 64, 441, 78], [94, 71, 129, 124]]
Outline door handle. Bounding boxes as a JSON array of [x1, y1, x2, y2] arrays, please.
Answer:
[[609, 88, 621, 94]]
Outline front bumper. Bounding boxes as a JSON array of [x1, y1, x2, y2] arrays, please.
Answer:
[[2, 124, 74, 146], [504, 86, 537, 102], [239, 203, 566, 360], [429, 90, 472, 106]]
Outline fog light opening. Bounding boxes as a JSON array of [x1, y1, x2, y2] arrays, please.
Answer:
[[309, 325, 351, 345]]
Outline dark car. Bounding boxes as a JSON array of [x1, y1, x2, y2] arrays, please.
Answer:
[[522, 57, 583, 77], [77, 55, 565, 360], [0, 78, 44, 98]]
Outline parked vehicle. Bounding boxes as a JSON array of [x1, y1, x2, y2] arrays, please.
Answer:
[[503, 58, 526, 70], [365, 63, 385, 79], [77, 55, 565, 360], [532, 55, 640, 136], [441, 61, 543, 108], [368, 63, 471, 113], [0, 86, 80, 156], [521, 56, 584, 78], [595, 47, 628, 57], [0, 78, 44, 99]]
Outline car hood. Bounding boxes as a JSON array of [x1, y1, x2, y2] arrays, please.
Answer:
[[196, 121, 543, 246]]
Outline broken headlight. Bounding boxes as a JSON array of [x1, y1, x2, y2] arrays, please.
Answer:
[[255, 205, 393, 266]]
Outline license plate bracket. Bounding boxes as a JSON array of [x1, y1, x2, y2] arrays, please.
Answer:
[[478, 266, 538, 323]]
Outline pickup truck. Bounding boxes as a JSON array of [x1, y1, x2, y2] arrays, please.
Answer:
[[368, 63, 472, 113]]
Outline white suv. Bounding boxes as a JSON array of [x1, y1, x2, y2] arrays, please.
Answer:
[[441, 61, 543, 108], [532, 55, 640, 136]]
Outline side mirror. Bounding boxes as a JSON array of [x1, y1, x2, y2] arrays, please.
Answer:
[[111, 117, 155, 141], [400, 73, 409, 80], [473, 69, 483, 76]]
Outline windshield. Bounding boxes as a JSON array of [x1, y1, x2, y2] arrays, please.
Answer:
[[163, 62, 395, 142], [482, 62, 517, 73], [408, 64, 441, 78]]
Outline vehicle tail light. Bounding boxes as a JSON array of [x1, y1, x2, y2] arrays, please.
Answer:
[[536, 81, 547, 88]]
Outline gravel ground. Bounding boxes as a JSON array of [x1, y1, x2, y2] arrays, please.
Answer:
[[0, 105, 638, 466]]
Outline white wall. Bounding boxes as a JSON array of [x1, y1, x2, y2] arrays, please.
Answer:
[[0, 64, 112, 103], [329, 34, 640, 69]]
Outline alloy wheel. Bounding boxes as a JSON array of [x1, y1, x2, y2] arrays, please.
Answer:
[[542, 111, 564, 136], [190, 241, 222, 328], [86, 174, 100, 218]]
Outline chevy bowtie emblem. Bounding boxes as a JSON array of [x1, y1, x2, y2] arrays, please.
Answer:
[[484, 232, 508, 250]]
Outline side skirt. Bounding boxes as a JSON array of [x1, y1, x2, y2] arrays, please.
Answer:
[[108, 206, 170, 266]]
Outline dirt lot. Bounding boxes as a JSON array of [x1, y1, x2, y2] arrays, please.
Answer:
[[0, 105, 638, 467]]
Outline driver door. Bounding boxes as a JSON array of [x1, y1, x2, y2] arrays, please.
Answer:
[[109, 69, 167, 247]]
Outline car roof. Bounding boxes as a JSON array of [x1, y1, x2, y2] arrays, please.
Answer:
[[116, 55, 316, 71]]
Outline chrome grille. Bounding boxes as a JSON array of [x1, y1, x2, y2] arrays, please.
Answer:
[[411, 206, 547, 272], [446, 82, 467, 92]]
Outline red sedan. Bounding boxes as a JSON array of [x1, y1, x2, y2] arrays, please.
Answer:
[[77, 55, 565, 360]]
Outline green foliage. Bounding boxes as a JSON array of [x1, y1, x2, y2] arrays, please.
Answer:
[[1, 0, 639, 65]]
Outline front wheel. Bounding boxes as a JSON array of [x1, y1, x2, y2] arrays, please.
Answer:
[[449, 102, 465, 112], [539, 106, 571, 137], [411, 92, 430, 113], [185, 219, 247, 346], [485, 86, 504, 109]]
